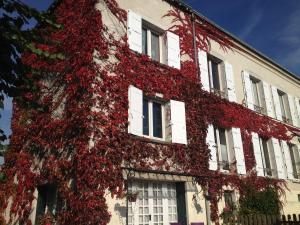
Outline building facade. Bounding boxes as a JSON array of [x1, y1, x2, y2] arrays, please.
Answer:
[[2, 0, 300, 225]]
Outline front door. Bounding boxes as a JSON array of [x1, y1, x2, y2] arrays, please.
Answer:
[[128, 181, 179, 225]]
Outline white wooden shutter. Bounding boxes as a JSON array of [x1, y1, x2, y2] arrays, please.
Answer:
[[232, 128, 246, 175], [272, 138, 286, 179], [128, 85, 143, 136], [282, 141, 294, 179], [271, 86, 282, 121], [170, 100, 187, 144], [252, 133, 264, 176], [262, 81, 275, 118], [127, 10, 142, 53], [198, 49, 210, 91], [242, 71, 254, 110], [224, 62, 237, 102], [166, 31, 180, 69], [207, 124, 217, 170], [295, 97, 300, 127], [288, 95, 297, 126]]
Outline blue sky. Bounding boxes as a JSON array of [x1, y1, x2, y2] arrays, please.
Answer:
[[1, 0, 300, 144]]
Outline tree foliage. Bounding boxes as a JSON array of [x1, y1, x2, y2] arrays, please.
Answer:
[[0, 0, 61, 142]]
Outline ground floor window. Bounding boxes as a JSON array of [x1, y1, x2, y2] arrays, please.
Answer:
[[127, 181, 186, 225]]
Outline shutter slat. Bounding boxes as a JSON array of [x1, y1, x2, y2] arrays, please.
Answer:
[[198, 49, 210, 91], [271, 86, 283, 121], [242, 71, 254, 110], [128, 85, 143, 136], [232, 128, 246, 174], [262, 81, 275, 118], [282, 141, 294, 180], [127, 10, 142, 53], [207, 124, 218, 170], [170, 100, 187, 144], [252, 133, 264, 176], [166, 31, 180, 69], [272, 138, 286, 179], [224, 62, 237, 102]]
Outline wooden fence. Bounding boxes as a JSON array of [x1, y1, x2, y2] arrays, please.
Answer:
[[223, 214, 300, 225]]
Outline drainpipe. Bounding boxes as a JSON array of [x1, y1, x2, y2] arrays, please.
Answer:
[[191, 13, 200, 80]]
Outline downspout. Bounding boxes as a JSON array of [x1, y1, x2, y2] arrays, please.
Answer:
[[191, 13, 200, 80]]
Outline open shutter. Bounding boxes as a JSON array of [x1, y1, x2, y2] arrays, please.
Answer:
[[262, 81, 275, 118], [271, 86, 282, 121], [207, 125, 217, 170], [232, 128, 246, 175], [198, 49, 210, 91], [295, 97, 300, 127], [288, 95, 297, 126], [282, 141, 294, 179], [128, 85, 143, 136], [252, 133, 264, 176], [127, 10, 142, 53], [170, 100, 187, 144], [224, 62, 236, 102], [166, 31, 180, 69], [242, 71, 254, 110], [272, 138, 286, 179]]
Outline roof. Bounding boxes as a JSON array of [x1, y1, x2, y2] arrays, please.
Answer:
[[167, 0, 300, 82]]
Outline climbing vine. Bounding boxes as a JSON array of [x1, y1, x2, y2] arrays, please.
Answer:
[[0, 0, 298, 225]]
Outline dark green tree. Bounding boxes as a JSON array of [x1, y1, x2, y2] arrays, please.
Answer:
[[0, 0, 61, 142]]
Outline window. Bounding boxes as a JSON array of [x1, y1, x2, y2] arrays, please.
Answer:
[[35, 185, 60, 224], [207, 56, 227, 99], [143, 97, 165, 139], [288, 144, 300, 179], [250, 76, 265, 114], [142, 24, 162, 62], [277, 90, 292, 124], [259, 138, 276, 177], [127, 181, 186, 225], [214, 127, 230, 171]]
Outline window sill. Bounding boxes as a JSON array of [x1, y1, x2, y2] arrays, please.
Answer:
[[131, 134, 171, 146]]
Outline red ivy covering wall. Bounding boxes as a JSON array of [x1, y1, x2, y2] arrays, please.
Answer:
[[0, 0, 298, 225]]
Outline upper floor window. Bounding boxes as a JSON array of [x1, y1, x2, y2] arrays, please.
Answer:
[[127, 10, 180, 69], [250, 76, 266, 114], [214, 127, 231, 171], [208, 56, 227, 99], [128, 86, 187, 144], [259, 137, 276, 177], [288, 143, 300, 179], [277, 90, 292, 124], [143, 97, 164, 139], [142, 25, 162, 62]]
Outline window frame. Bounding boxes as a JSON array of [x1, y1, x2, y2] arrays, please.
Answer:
[[214, 127, 231, 171], [207, 55, 227, 99], [277, 90, 292, 124], [249, 76, 266, 114], [141, 21, 164, 63], [259, 137, 276, 177], [142, 96, 166, 141], [288, 143, 300, 179]]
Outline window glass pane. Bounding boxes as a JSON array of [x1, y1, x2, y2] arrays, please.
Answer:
[[262, 139, 272, 176], [151, 32, 160, 61], [278, 91, 286, 118], [152, 102, 162, 138], [211, 61, 220, 90], [143, 98, 149, 136], [142, 28, 147, 55], [224, 191, 234, 207], [219, 128, 229, 170], [251, 79, 260, 106]]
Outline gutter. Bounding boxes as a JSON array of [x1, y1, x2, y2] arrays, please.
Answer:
[[165, 0, 300, 82]]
